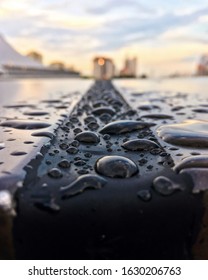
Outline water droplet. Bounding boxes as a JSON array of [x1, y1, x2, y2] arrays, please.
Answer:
[[157, 120, 208, 148], [84, 116, 97, 124], [48, 168, 63, 178], [171, 106, 184, 111], [138, 104, 159, 111], [99, 113, 112, 122], [31, 131, 55, 139], [69, 140, 80, 147], [42, 99, 61, 103], [34, 199, 60, 213], [92, 100, 108, 108], [58, 159, 71, 168], [66, 147, 78, 154], [103, 134, 111, 140], [137, 189, 152, 201], [141, 114, 173, 119], [180, 168, 208, 193], [11, 151, 27, 156], [4, 104, 36, 109], [74, 160, 86, 166], [99, 120, 153, 134], [122, 139, 160, 151], [95, 155, 138, 178], [192, 108, 208, 113], [84, 152, 92, 158], [59, 143, 69, 150], [174, 155, 208, 172], [153, 176, 183, 196], [24, 141, 34, 144], [61, 174, 107, 199], [0, 120, 51, 130], [0, 143, 5, 150], [92, 107, 115, 116], [75, 131, 100, 143], [77, 169, 89, 174], [70, 116, 79, 123], [87, 122, 99, 130], [73, 127, 82, 134], [23, 111, 49, 116]]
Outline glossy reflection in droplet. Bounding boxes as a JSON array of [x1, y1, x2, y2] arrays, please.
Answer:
[[0, 120, 51, 130], [58, 159, 71, 168], [153, 176, 183, 196], [75, 131, 100, 143], [174, 155, 208, 172], [122, 139, 160, 151], [95, 155, 138, 178], [99, 120, 153, 134], [157, 120, 208, 148], [31, 131, 55, 139], [48, 168, 63, 178], [137, 189, 152, 201], [11, 151, 27, 156], [61, 174, 107, 198], [92, 107, 115, 116]]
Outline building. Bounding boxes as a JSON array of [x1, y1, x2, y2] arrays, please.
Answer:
[[120, 57, 137, 77], [93, 57, 115, 80], [49, 61, 65, 70], [0, 34, 44, 73], [26, 51, 43, 63], [197, 55, 208, 76], [0, 34, 80, 77]]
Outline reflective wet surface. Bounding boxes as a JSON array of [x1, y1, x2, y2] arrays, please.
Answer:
[[1, 78, 208, 259]]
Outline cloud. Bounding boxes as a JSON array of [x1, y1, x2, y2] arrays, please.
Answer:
[[87, 0, 154, 15], [86, 6, 208, 52]]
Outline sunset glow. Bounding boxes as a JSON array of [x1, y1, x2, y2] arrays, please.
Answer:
[[0, 0, 208, 76]]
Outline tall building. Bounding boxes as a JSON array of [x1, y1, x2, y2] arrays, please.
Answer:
[[93, 57, 115, 80], [197, 55, 208, 76], [120, 57, 137, 77]]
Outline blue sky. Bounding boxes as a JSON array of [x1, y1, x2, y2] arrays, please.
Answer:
[[0, 0, 208, 75]]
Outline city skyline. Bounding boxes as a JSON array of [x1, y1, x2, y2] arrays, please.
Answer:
[[1, 0, 208, 76]]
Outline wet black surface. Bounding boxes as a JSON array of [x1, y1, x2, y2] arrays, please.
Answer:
[[4, 80, 204, 259]]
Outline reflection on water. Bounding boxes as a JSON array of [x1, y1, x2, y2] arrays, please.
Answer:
[[114, 76, 208, 95]]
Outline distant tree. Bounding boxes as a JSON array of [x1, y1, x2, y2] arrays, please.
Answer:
[[26, 51, 43, 63]]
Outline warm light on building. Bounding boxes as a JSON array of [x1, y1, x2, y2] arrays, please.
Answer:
[[93, 56, 115, 80], [98, 58, 105, 66], [197, 54, 208, 76]]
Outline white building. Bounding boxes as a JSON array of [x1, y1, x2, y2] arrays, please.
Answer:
[[0, 35, 80, 77], [93, 57, 115, 80], [0, 34, 44, 72]]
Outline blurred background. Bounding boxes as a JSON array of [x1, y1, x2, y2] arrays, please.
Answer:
[[1, 0, 208, 79]]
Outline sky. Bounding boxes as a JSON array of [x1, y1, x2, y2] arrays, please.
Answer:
[[0, 0, 208, 76]]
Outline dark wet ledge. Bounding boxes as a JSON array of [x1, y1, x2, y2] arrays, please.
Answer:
[[0, 80, 206, 260]]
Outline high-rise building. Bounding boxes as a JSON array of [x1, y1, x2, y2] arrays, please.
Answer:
[[93, 57, 115, 80], [197, 55, 208, 76], [120, 57, 137, 77]]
